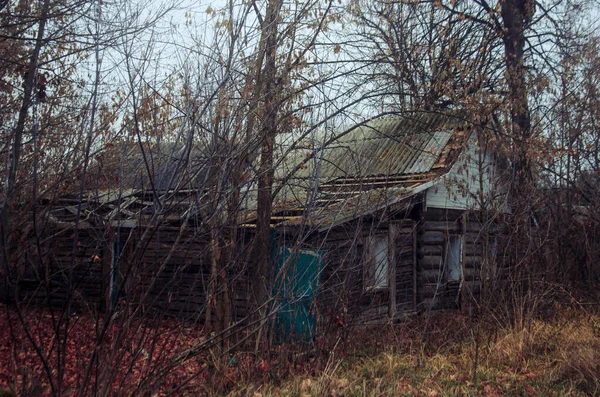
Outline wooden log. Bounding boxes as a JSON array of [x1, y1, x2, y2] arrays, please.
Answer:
[[420, 208, 463, 220], [422, 221, 459, 233], [464, 256, 483, 266], [420, 255, 444, 269], [419, 284, 449, 299], [459, 280, 482, 295], [462, 268, 481, 281], [419, 269, 444, 283], [420, 231, 445, 245], [419, 245, 443, 256], [464, 244, 483, 256], [396, 248, 413, 257], [464, 232, 483, 243]]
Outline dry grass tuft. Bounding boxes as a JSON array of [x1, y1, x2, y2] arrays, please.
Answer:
[[489, 307, 600, 395], [232, 307, 600, 397]]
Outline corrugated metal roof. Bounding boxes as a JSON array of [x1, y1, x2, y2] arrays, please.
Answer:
[[241, 112, 467, 228], [278, 112, 459, 182]]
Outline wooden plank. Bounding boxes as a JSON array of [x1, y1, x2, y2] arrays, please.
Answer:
[[464, 244, 482, 256], [389, 224, 397, 319], [462, 280, 482, 294], [420, 255, 444, 269], [422, 220, 459, 232], [420, 208, 464, 221], [420, 231, 445, 245], [461, 213, 467, 310], [412, 220, 418, 310], [419, 245, 444, 256], [419, 284, 446, 299], [420, 269, 443, 283], [464, 256, 482, 266], [463, 268, 481, 281]]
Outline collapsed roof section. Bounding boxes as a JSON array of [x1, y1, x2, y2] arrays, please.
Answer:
[[42, 111, 470, 232], [44, 188, 207, 230], [240, 111, 470, 230]]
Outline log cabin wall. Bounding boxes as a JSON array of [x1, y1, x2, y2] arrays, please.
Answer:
[[417, 208, 485, 311], [19, 225, 108, 309], [390, 218, 418, 316], [127, 225, 211, 320], [127, 225, 252, 323], [303, 216, 417, 327], [302, 224, 365, 326], [16, 207, 492, 325], [18, 220, 254, 323]]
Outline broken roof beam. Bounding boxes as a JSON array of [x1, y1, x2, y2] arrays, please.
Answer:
[[326, 172, 433, 184], [106, 196, 139, 220], [320, 179, 433, 191]]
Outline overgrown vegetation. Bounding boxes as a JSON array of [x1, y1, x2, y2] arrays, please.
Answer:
[[2, 304, 598, 396], [238, 306, 600, 397], [2, 0, 600, 395]]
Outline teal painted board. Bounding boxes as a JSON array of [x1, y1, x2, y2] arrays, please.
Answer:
[[273, 246, 324, 343]]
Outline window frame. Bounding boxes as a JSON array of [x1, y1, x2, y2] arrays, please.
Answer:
[[446, 234, 464, 282], [364, 234, 390, 292]]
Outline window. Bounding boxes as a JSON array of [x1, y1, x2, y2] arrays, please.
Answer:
[[447, 235, 463, 282], [365, 235, 389, 290], [491, 236, 498, 262]]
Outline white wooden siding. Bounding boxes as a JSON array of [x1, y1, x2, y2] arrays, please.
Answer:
[[425, 136, 495, 210]]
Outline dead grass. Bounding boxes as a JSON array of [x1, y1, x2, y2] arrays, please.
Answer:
[[233, 306, 600, 397]]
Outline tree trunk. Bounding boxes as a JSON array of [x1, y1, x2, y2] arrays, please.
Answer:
[[251, 0, 283, 348], [501, 0, 536, 314], [501, 0, 534, 201], [0, 0, 51, 302]]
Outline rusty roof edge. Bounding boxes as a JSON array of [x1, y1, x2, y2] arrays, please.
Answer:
[[314, 178, 441, 233]]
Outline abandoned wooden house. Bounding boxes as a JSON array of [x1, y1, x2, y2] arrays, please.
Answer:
[[14, 111, 500, 335], [241, 113, 501, 332], [242, 111, 500, 332], [16, 144, 230, 320]]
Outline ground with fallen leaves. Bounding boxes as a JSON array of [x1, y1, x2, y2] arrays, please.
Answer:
[[1, 304, 599, 396]]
